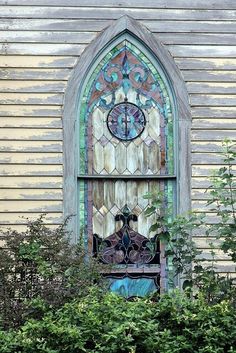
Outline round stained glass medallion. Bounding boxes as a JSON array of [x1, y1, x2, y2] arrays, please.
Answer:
[[107, 102, 146, 141]]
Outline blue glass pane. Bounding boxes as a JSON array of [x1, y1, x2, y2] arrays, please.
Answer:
[[109, 277, 158, 298]]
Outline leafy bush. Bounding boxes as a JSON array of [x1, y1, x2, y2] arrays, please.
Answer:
[[0, 216, 104, 329], [144, 139, 236, 304], [0, 140, 235, 352], [0, 289, 235, 353]]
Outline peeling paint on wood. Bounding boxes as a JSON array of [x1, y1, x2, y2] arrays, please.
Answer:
[[0, 152, 63, 164], [0, 140, 63, 152], [0, 68, 71, 80], [0, 212, 63, 224], [0, 3, 235, 275], [0, 7, 236, 21], [0, 80, 66, 93], [0, 117, 62, 128], [0, 200, 63, 212], [0, 189, 62, 200], [0, 176, 62, 188], [2, 0, 236, 9], [0, 164, 63, 176], [0, 128, 62, 140], [0, 105, 62, 116], [0, 55, 76, 68]]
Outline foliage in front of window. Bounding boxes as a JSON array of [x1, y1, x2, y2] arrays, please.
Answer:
[[0, 217, 104, 329], [0, 288, 236, 353], [0, 140, 235, 352], [144, 139, 236, 304]]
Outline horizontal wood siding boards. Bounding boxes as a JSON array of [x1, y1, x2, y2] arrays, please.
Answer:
[[0, 7, 236, 21], [0, 31, 97, 43], [192, 119, 236, 129], [0, 56, 77, 68], [191, 179, 214, 188], [3, 32, 236, 46], [1, 19, 236, 33], [0, 3, 235, 275], [0, 69, 71, 80], [191, 153, 236, 164], [0, 164, 62, 176], [0, 200, 62, 212], [0, 189, 62, 200], [192, 165, 236, 177], [0, 176, 62, 188], [2, 44, 236, 57], [0, 212, 63, 225], [0, 117, 62, 128], [0, 224, 59, 231], [0, 129, 62, 140], [170, 46, 236, 58], [192, 107, 236, 118], [0, 141, 63, 152], [176, 58, 236, 70], [0, 81, 66, 93], [0, 152, 62, 164], [191, 130, 236, 140], [190, 94, 236, 106], [183, 71, 236, 82], [0, 19, 111, 31], [0, 93, 63, 105], [0, 105, 62, 116], [1, 0, 236, 9], [187, 82, 236, 94], [0, 43, 85, 55]]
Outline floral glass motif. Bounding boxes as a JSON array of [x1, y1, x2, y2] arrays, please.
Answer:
[[93, 205, 159, 265], [107, 102, 146, 140]]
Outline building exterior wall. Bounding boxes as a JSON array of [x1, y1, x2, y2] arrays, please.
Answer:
[[0, 0, 235, 275]]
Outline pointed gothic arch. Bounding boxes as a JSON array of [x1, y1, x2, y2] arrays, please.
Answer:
[[63, 16, 191, 292]]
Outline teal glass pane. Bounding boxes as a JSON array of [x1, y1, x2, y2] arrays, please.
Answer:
[[109, 277, 158, 298]]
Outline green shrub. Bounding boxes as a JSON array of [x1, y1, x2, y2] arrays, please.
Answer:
[[0, 216, 104, 329], [0, 289, 235, 353], [0, 140, 235, 352], [144, 139, 236, 304]]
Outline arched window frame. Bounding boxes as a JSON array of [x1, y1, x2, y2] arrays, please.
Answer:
[[63, 16, 191, 287]]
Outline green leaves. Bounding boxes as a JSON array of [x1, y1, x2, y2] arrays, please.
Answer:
[[0, 215, 104, 330], [143, 140, 236, 305], [1, 290, 236, 353]]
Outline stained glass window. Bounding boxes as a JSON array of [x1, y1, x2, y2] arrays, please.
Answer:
[[107, 102, 146, 141], [78, 38, 176, 297]]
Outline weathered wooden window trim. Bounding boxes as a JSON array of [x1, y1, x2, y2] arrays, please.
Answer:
[[63, 16, 191, 278]]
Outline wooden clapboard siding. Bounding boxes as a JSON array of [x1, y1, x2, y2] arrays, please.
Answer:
[[1, 7, 236, 21], [1, 0, 236, 9], [0, 189, 62, 200], [0, 141, 63, 152], [0, 117, 62, 128], [0, 176, 62, 188], [0, 1, 235, 275], [0, 212, 62, 224], [0, 81, 66, 93]]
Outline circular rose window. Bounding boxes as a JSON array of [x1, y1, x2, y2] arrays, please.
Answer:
[[107, 102, 146, 141]]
